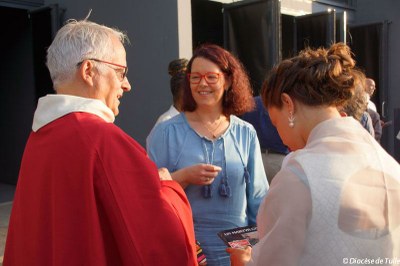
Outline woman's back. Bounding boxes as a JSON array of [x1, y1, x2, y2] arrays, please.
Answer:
[[251, 117, 400, 266], [291, 117, 399, 265], [293, 118, 400, 265]]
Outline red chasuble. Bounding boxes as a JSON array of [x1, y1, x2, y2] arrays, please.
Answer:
[[4, 112, 196, 266]]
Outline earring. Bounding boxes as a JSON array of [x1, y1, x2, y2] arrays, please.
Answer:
[[288, 112, 295, 128]]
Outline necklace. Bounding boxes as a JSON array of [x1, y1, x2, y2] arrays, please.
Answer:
[[196, 112, 224, 139]]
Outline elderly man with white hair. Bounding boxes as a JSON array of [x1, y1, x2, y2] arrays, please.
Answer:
[[4, 19, 197, 266]]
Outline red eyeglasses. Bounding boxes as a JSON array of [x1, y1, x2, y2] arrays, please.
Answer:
[[77, 58, 128, 82], [187, 72, 221, 84]]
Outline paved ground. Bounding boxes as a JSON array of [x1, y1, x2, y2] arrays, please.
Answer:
[[0, 183, 16, 266]]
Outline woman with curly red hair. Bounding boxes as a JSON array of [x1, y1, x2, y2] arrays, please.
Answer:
[[147, 44, 268, 265]]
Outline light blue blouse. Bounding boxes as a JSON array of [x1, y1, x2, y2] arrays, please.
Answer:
[[147, 113, 268, 266]]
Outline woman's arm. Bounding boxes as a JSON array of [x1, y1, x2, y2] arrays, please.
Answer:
[[248, 167, 311, 266], [246, 132, 269, 224]]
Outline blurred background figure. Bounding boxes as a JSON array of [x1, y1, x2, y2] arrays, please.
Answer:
[[155, 58, 188, 125], [241, 96, 289, 184], [365, 78, 377, 112], [365, 78, 383, 142], [339, 72, 375, 137]]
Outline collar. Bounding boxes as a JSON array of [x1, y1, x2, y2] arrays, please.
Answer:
[[32, 94, 115, 132], [307, 116, 364, 145], [168, 105, 179, 115]]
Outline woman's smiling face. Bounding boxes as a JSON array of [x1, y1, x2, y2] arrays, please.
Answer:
[[189, 57, 230, 109]]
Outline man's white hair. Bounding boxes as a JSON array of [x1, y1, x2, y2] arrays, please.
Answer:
[[46, 19, 128, 89]]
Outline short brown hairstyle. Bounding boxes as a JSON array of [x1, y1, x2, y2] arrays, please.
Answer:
[[182, 44, 254, 116], [262, 43, 358, 109], [168, 58, 188, 104]]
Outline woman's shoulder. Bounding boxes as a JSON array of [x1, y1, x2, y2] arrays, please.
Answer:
[[229, 115, 257, 135], [230, 115, 256, 128], [148, 113, 194, 143]]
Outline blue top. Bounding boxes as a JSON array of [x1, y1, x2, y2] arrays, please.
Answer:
[[240, 96, 289, 155], [147, 113, 268, 266], [360, 111, 375, 137]]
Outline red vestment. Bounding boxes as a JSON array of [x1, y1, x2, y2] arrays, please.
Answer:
[[4, 112, 196, 266]]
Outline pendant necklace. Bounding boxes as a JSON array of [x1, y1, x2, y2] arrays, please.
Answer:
[[197, 112, 224, 139]]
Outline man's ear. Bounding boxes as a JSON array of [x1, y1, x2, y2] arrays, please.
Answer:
[[78, 60, 95, 86], [281, 93, 295, 114]]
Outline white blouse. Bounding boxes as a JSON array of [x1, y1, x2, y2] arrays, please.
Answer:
[[249, 117, 400, 266]]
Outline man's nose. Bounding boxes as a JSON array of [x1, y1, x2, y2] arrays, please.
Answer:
[[122, 77, 131, 92]]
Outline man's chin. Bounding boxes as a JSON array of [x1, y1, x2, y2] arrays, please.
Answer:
[[112, 102, 120, 116], [110, 105, 119, 116]]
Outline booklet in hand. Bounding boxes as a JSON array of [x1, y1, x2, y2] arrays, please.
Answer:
[[217, 225, 259, 248]]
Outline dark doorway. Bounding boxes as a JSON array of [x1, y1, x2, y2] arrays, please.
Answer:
[[30, 6, 59, 99], [348, 23, 387, 111], [282, 14, 295, 60], [191, 0, 224, 49], [223, 0, 280, 94], [282, 10, 346, 59], [222, 5, 346, 94], [294, 11, 336, 52], [0, 6, 36, 185], [0, 5, 60, 185], [348, 22, 390, 150]]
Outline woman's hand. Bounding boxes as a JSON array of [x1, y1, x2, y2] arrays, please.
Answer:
[[171, 164, 222, 188], [226, 246, 252, 266]]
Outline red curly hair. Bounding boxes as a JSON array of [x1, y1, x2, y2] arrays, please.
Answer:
[[182, 44, 255, 116]]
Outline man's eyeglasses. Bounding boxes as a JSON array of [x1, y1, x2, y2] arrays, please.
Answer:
[[77, 58, 128, 82], [187, 72, 221, 84]]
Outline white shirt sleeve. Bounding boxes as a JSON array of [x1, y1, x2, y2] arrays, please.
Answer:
[[247, 165, 311, 266]]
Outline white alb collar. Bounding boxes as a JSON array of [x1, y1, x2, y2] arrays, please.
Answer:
[[32, 94, 115, 132]]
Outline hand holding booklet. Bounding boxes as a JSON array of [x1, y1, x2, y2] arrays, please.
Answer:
[[217, 225, 259, 248]]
